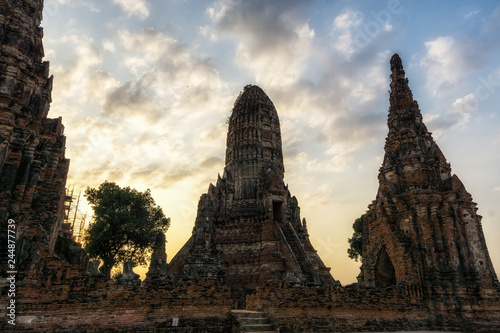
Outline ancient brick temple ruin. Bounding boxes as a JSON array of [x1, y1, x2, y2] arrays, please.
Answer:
[[247, 55, 500, 331], [362, 54, 498, 294], [167, 85, 337, 296], [1, 1, 500, 332], [0, 0, 84, 284]]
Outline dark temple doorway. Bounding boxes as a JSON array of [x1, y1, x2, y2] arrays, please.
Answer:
[[375, 248, 396, 288], [273, 201, 283, 223]]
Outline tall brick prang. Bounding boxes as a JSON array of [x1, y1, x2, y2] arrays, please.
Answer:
[[168, 85, 337, 299], [0, 0, 80, 280], [362, 54, 498, 293]]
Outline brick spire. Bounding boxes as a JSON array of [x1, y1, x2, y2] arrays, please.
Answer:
[[224, 85, 284, 199], [0, 0, 80, 283], [387, 53, 427, 136], [168, 84, 337, 291], [362, 54, 498, 291], [382, 53, 450, 194], [0, 0, 52, 120]]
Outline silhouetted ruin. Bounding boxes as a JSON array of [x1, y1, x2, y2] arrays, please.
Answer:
[[0, 1, 498, 331], [168, 85, 337, 302], [362, 54, 498, 294]]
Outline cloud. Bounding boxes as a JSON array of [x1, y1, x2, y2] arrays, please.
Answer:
[[113, 0, 149, 19], [123, 154, 224, 191], [77, 160, 127, 188], [446, 93, 479, 129], [420, 37, 469, 95], [207, 2, 388, 175], [102, 40, 116, 52], [102, 80, 158, 120], [329, 3, 400, 62], [208, 14, 393, 174], [50, 36, 105, 102], [425, 93, 479, 135], [199, 156, 224, 169], [260, 59, 388, 175], [331, 10, 363, 58], [465, 10, 480, 19], [116, 28, 224, 114], [210, 0, 312, 44], [201, 122, 228, 143], [46, 26, 230, 203], [299, 183, 337, 208], [209, 0, 315, 87], [161, 166, 194, 187], [86, 70, 119, 103], [421, 6, 500, 97]]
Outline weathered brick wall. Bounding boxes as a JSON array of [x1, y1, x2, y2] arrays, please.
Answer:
[[2, 274, 499, 332], [2, 279, 232, 332], [246, 282, 500, 332]]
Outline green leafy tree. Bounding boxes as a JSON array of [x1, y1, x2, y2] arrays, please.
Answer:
[[83, 181, 170, 278], [347, 213, 365, 262]]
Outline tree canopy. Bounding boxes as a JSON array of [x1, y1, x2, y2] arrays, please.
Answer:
[[83, 181, 170, 278], [347, 213, 364, 262]]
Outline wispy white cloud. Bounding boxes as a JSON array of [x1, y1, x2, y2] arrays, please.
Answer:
[[465, 10, 480, 19], [420, 37, 468, 95], [102, 40, 115, 52], [50, 35, 114, 105], [447, 93, 479, 128], [209, 0, 315, 87], [46, 26, 230, 203], [113, 0, 149, 20], [425, 93, 479, 136], [331, 10, 363, 58], [421, 6, 500, 97]]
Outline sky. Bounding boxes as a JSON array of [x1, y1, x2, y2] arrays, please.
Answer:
[[40, 0, 500, 285]]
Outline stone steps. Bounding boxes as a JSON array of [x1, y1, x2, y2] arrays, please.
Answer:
[[231, 310, 278, 332], [279, 222, 315, 281]]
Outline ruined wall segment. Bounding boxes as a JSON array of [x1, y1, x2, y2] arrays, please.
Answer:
[[362, 54, 498, 293], [168, 85, 337, 293]]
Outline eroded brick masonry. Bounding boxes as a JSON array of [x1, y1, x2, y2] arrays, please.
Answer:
[[167, 84, 337, 304], [362, 54, 498, 294], [1, 1, 499, 332]]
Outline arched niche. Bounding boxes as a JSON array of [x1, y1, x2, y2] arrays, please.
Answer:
[[375, 248, 396, 288]]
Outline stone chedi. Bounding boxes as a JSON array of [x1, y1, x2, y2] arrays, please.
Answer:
[[362, 54, 498, 292], [168, 85, 336, 291], [0, 0, 76, 278], [144, 232, 172, 285]]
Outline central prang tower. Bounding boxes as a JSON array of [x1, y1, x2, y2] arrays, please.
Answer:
[[224, 85, 284, 200], [168, 85, 336, 295]]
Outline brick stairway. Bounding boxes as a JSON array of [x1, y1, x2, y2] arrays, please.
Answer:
[[279, 221, 315, 283], [231, 310, 278, 332]]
